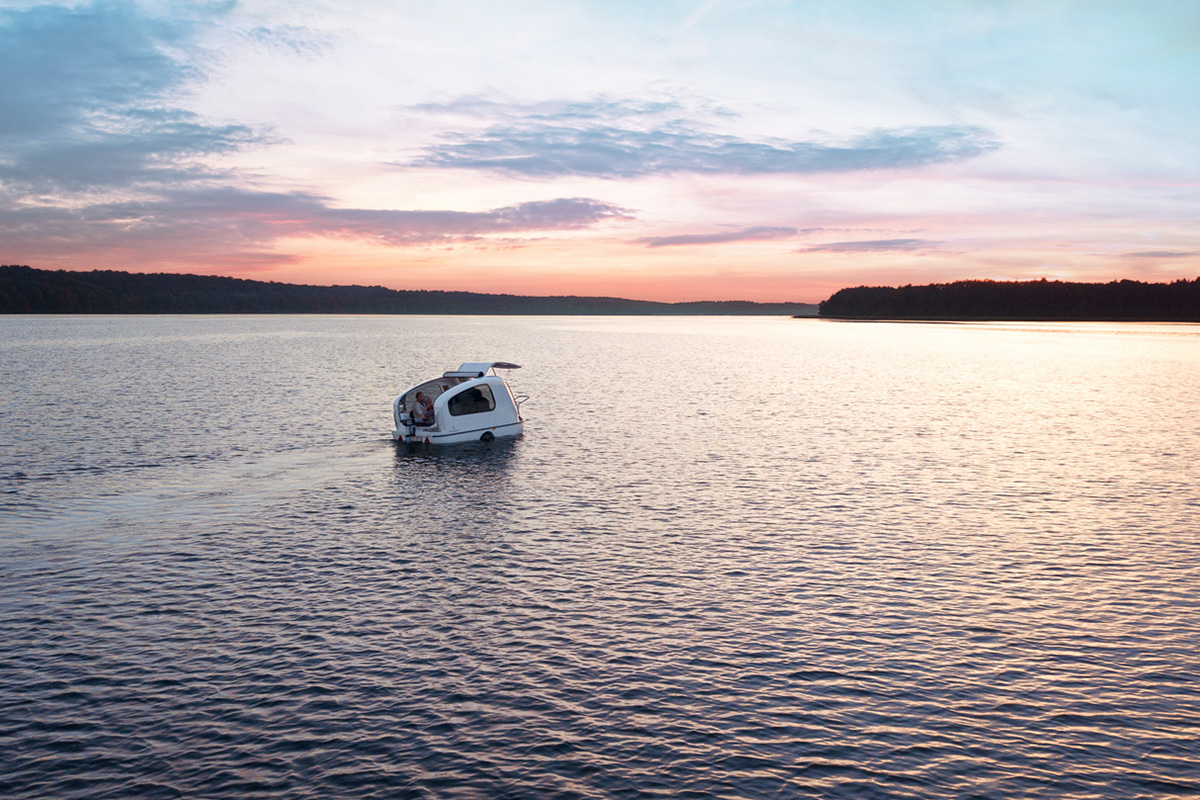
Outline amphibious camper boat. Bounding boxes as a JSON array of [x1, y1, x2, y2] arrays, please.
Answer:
[[392, 362, 527, 444]]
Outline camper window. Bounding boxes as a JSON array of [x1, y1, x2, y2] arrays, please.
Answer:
[[448, 385, 496, 416]]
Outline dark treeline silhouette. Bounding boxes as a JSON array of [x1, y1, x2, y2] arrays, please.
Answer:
[[819, 278, 1200, 321], [1, 266, 817, 316]]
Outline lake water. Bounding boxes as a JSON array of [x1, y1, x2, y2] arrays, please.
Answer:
[[2, 315, 1198, 799]]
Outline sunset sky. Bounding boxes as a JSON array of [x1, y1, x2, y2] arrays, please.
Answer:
[[2, 0, 1198, 302]]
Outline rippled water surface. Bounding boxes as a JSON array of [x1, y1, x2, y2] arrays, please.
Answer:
[[2, 315, 1199, 799]]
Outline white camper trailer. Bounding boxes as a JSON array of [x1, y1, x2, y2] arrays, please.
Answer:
[[392, 362, 526, 444]]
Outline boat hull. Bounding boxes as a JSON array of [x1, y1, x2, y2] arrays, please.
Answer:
[[393, 419, 524, 444]]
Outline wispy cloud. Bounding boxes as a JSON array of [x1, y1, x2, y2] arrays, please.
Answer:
[[409, 99, 1000, 178], [637, 226, 797, 248], [0, 3, 630, 265], [1, 4, 190, 137], [248, 194, 632, 245], [0, 2, 260, 193], [2, 190, 631, 259], [241, 25, 330, 58], [410, 97, 701, 124], [1, 112, 260, 193], [1122, 250, 1198, 259], [801, 238, 939, 253]]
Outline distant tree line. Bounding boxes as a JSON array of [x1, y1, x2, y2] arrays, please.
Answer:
[[818, 278, 1200, 321], [0, 266, 817, 316]]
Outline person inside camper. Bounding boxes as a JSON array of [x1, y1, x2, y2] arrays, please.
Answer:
[[412, 391, 434, 425]]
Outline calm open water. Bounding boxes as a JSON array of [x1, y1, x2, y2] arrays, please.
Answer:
[[2, 315, 1198, 799]]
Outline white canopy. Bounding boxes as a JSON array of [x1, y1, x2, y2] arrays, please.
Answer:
[[444, 361, 521, 378]]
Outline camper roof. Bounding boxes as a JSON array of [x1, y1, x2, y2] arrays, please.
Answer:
[[443, 361, 521, 378]]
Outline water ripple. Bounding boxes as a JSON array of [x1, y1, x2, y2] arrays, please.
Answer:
[[2, 317, 1200, 798]]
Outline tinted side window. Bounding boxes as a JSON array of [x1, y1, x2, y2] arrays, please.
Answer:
[[447, 385, 495, 416]]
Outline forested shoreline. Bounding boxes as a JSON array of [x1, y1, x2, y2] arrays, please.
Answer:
[[818, 278, 1200, 321], [0, 266, 816, 316], [9, 267, 1197, 320]]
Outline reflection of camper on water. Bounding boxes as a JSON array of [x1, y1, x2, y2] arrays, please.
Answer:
[[393, 362, 527, 444]]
